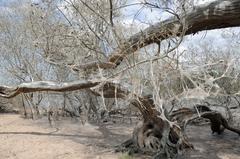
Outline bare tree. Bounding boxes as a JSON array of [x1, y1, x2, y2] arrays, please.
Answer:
[[0, 0, 240, 158]]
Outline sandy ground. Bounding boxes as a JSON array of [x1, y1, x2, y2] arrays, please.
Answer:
[[0, 114, 132, 159], [182, 125, 240, 159], [0, 114, 240, 159]]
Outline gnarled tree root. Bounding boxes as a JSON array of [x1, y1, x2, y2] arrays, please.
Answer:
[[115, 120, 193, 159], [114, 96, 195, 158]]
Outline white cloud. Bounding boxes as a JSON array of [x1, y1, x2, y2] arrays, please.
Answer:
[[194, 0, 216, 6]]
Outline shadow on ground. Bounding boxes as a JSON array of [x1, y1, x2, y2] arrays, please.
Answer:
[[0, 114, 239, 159]]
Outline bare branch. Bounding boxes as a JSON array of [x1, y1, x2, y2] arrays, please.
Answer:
[[108, 0, 240, 64], [77, 0, 240, 69], [109, 0, 114, 26], [0, 80, 131, 100], [68, 61, 116, 71], [0, 80, 100, 98]]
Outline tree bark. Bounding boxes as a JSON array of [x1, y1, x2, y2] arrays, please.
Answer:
[[0, 80, 100, 98], [75, 0, 240, 70]]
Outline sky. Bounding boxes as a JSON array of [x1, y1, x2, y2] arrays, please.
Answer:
[[120, 0, 239, 50], [0, 0, 15, 6], [0, 0, 27, 7]]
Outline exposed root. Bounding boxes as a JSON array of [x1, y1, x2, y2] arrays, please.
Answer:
[[115, 96, 195, 158], [116, 119, 193, 158]]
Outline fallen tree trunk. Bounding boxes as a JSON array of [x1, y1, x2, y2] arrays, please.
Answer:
[[0, 80, 100, 98], [0, 80, 131, 99], [170, 107, 240, 136], [201, 111, 240, 135]]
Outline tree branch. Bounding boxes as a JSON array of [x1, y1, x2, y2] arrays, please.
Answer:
[[0, 80, 132, 99], [76, 0, 240, 70], [0, 80, 100, 98]]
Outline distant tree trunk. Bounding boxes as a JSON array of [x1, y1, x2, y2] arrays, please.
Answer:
[[21, 95, 27, 118]]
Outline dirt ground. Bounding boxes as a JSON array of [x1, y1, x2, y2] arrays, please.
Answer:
[[0, 114, 239, 159], [0, 114, 133, 159], [182, 124, 240, 159]]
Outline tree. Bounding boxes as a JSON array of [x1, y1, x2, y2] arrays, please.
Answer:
[[0, 0, 240, 158]]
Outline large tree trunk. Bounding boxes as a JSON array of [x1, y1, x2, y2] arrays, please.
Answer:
[[74, 0, 240, 70]]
